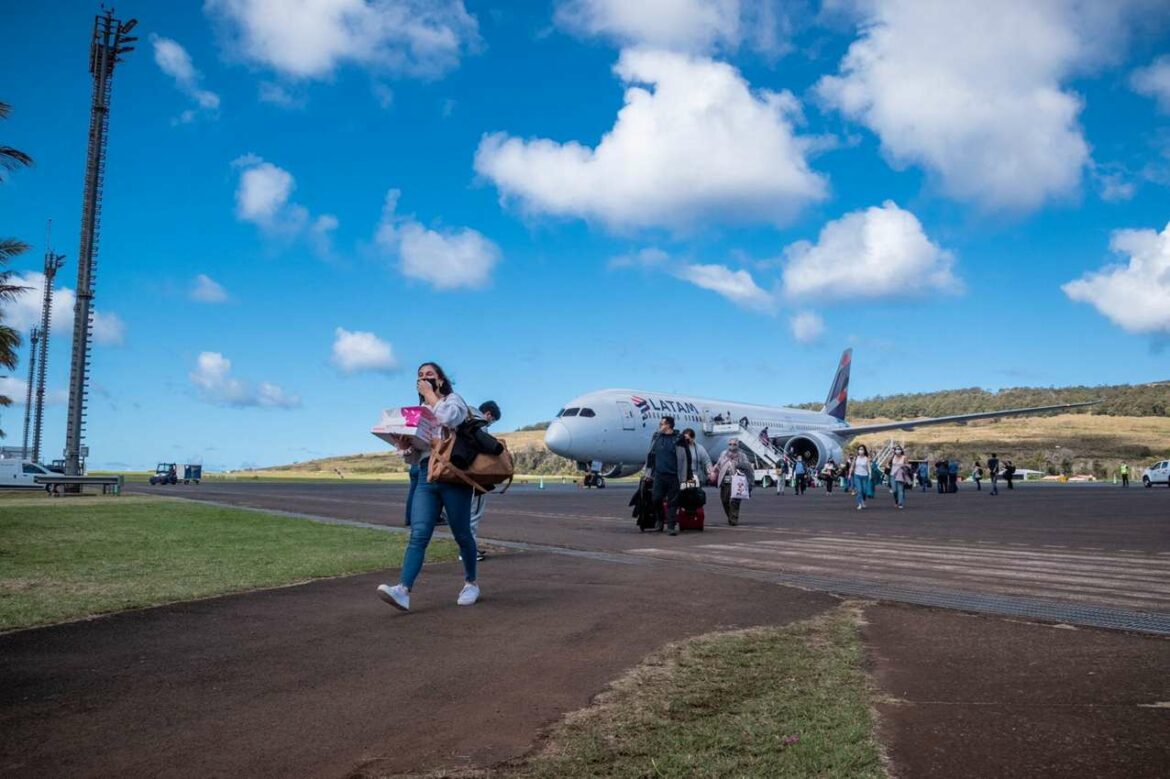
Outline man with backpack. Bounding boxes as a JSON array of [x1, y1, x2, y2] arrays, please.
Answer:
[[466, 400, 501, 562]]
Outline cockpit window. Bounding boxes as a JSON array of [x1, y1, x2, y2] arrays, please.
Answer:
[[556, 408, 565, 417], [562, 407, 580, 417], [579, 408, 596, 418]]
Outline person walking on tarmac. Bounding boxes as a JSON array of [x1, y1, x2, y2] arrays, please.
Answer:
[[888, 446, 912, 509], [793, 456, 808, 495], [646, 416, 686, 536], [918, 460, 930, 492], [378, 361, 481, 612], [849, 445, 872, 510], [987, 453, 1000, 495], [715, 439, 754, 525], [681, 428, 713, 485], [1004, 459, 1017, 489], [972, 460, 984, 491], [1120, 462, 1130, 487], [822, 459, 837, 493], [466, 400, 501, 562]]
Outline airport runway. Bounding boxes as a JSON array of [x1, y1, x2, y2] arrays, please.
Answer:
[[131, 480, 1170, 634]]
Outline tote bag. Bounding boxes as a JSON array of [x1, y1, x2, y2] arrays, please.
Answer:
[[730, 473, 751, 500]]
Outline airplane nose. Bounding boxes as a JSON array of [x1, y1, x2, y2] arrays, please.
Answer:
[[544, 421, 573, 456]]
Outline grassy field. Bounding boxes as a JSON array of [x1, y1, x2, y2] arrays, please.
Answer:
[[0, 495, 456, 632], [487, 602, 884, 778]]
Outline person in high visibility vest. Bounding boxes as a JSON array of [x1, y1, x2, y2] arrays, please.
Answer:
[[1120, 462, 1129, 488]]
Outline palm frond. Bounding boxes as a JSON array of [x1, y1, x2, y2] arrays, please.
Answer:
[[0, 323, 21, 370], [0, 238, 29, 261], [0, 145, 33, 172]]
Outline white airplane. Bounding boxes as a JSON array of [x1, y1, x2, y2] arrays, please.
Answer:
[[544, 349, 1096, 477]]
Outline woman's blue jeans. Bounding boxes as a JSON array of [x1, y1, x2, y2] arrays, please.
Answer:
[[853, 475, 870, 507], [405, 463, 420, 526], [892, 480, 906, 507], [400, 475, 477, 589]]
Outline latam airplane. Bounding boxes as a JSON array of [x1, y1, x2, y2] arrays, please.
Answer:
[[543, 349, 1095, 478]]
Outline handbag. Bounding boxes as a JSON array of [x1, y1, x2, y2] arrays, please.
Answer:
[[428, 431, 515, 495], [730, 473, 750, 500]]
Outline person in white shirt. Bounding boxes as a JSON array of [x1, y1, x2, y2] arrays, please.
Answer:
[[848, 444, 872, 510], [377, 362, 480, 612]]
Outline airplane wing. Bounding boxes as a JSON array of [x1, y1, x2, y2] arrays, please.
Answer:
[[838, 401, 1099, 437]]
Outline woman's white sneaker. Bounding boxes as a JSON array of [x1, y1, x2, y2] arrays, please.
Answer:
[[457, 583, 480, 606], [377, 583, 410, 611]]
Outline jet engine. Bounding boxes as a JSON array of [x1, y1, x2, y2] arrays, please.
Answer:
[[783, 432, 844, 470], [579, 462, 643, 478]]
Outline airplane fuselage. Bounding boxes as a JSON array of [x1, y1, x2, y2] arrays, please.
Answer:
[[544, 388, 850, 475]]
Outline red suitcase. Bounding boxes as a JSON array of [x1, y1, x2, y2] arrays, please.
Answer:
[[676, 505, 705, 532]]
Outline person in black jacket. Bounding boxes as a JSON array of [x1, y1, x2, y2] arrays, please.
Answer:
[[645, 416, 687, 536]]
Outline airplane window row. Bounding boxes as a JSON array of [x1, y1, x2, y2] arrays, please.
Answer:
[[557, 407, 596, 418]]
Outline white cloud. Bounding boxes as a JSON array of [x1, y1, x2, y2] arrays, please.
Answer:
[[790, 310, 825, 344], [191, 274, 229, 303], [0, 377, 67, 406], [814, 0, 1143, 211], [331, 327, 398, 374], [372, 83, 395, 109], [258, 81, 306, 108], [190, 351, 301, 408], [672, 263, 774, 313], [781, 201, 960, 300], [1132, 55, 1170, 113], [232, 155, 337, 254], [375, 189, 500, 290], [554, 0, 793, 56], [1062, 222, 1170, 335], [205, 0, 480, 80], [6, 272, 126, 347], [474, 49, 827, 232], [151, 35, 221, 121]]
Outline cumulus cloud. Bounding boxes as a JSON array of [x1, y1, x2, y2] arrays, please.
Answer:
[[781, 201, 960, 300], [790, 310, 825, 344], [554, 0, 794, 56], [232, 154, 338, 254], [0, 377, 67, 406], [815, 0, 1144, 211], [607, 247, 671, 270], [374, 189, 500, 290], [475, 49, 827, 232], [258, 81, 306, 108], [191, 274, 229, 303], [331, 327, 398, 374], [1131, 55, 1170, 113], [151, 34, 221, 122], [6, 272, 126, 347], [189, 352, 301, 408], [1062, 222, 1170, 335], [205, 0, 480, 80], [672, 263, 774, 313]]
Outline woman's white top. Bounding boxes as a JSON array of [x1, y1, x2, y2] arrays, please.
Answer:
[[853, 455, 871, 474]]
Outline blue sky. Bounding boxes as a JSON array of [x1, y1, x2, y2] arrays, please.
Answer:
[[2, 0, 1169, 471]]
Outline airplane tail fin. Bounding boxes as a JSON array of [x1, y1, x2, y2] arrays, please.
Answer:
[[822, 348, 852, 421]]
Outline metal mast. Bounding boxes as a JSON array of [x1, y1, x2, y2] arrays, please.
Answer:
[[33, 249, 65, 464], [21, 327, 40, 458], [63, 8, 136, 476]]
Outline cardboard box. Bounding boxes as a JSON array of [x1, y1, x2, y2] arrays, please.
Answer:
[[372, 406, 438, 450]]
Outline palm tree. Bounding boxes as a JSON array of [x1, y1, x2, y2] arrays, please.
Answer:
[[1, 100, 32, 434]]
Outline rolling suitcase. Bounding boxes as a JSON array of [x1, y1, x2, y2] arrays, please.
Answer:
[[632, 479, 661, 532], [676, 505, 705, 532]]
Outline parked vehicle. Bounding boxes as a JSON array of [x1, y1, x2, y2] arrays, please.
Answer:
[[1142, 460, 1170, 487], [150, 463, 178, 485], [182, 464, 202, 484], [0, 459, 53, 490]]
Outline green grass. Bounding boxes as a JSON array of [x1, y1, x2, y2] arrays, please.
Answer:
[[507, 603, 886, 779], [0, 495, 457, 632]]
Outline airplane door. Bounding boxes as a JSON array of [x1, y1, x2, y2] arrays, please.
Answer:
[[616, 401, 636, 430]]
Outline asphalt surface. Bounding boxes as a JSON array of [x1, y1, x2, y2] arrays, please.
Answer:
[[1, 480, 1165, 777], [131, 479, 1170, 631]]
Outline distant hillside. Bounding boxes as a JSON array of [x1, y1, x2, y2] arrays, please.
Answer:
[[795, 381, 1170, 418]]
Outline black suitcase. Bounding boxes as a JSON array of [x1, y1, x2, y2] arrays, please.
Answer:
[[630, 479, 661, 532]]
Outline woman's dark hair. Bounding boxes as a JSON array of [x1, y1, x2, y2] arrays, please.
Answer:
[[682, 428, 696, 439], [417, 362, 453, 403], [857, 444, 869, 455]]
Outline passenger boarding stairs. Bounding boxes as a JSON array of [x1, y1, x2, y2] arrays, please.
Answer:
[[702, 418, 788, 470], [874, 438, 902, 467]]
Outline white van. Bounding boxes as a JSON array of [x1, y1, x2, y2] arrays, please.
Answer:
[[1142, 460, 1170, 487], [0, 459, 52, 490]]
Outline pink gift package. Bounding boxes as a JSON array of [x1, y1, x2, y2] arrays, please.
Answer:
[[371, 406, 438, 449]]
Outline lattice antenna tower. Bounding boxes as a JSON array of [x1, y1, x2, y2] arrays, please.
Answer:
[[20, 326, 40, 458], [33, 222, 66, 464], [63, 8, 136, 476]]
